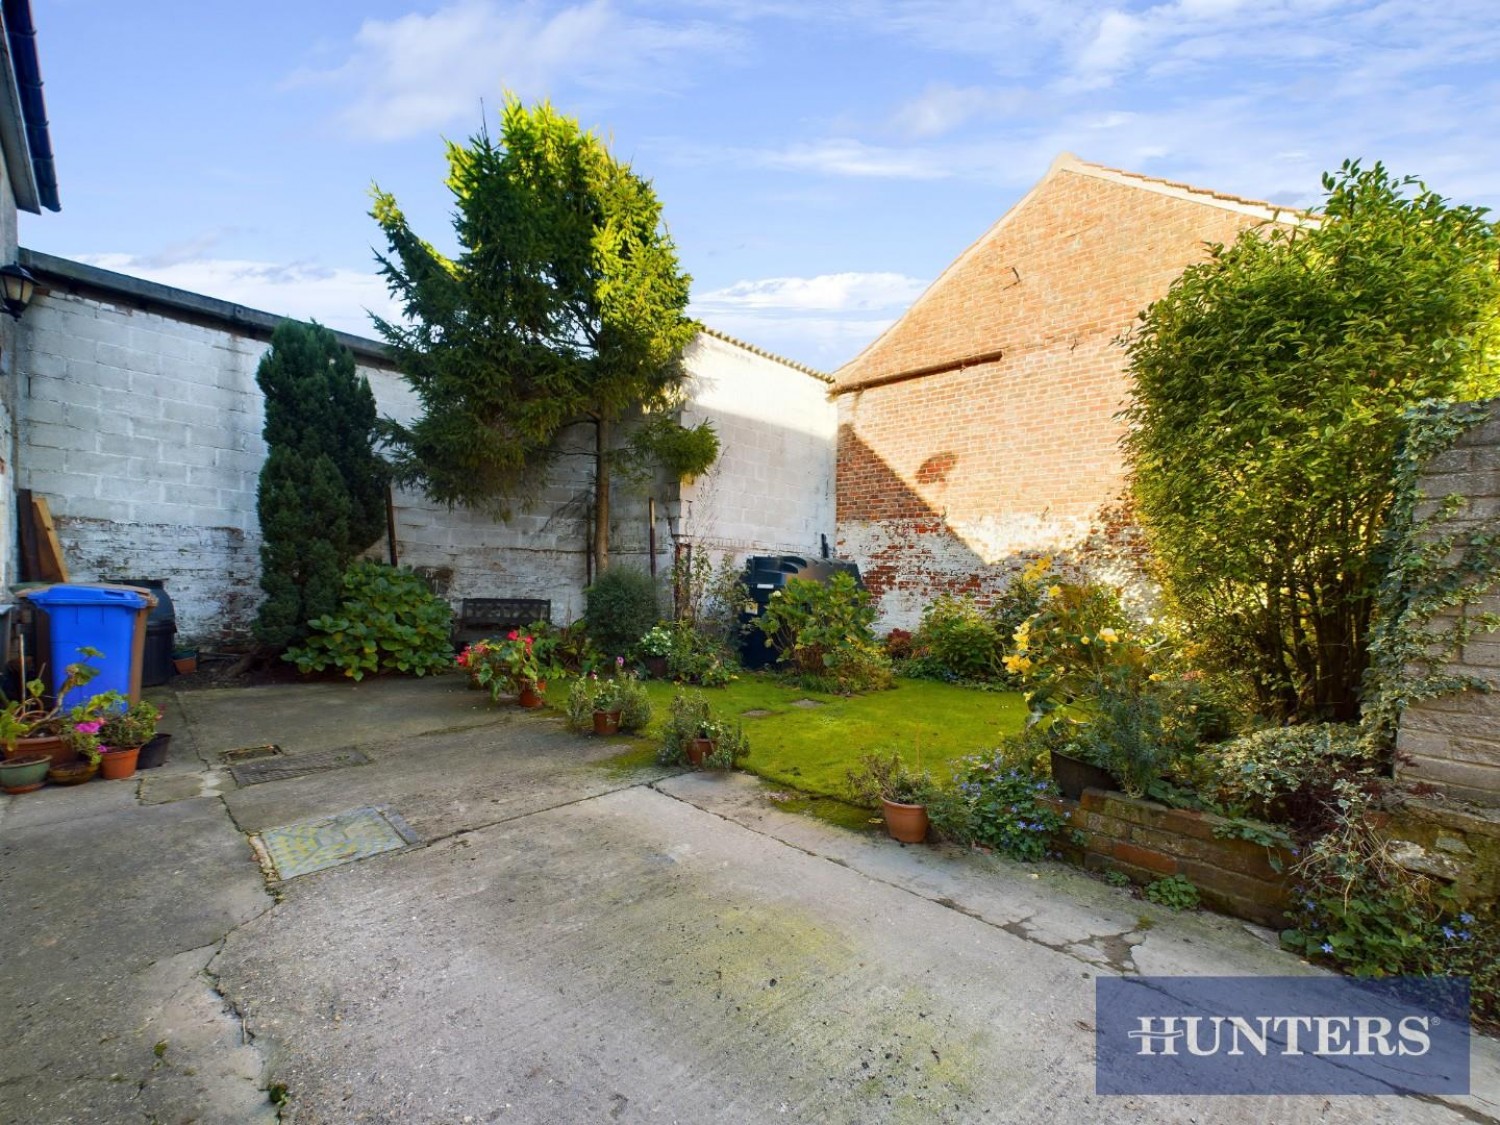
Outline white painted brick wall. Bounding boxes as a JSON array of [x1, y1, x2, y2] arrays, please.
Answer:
[[15, 287, 821, 644], [677, 333, 836, 573]]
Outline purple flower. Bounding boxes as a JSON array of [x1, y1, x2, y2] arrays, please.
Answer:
[[1460, 913, 1474, 925], [74, 720, 102, 734], [1320, 942, 1333, 954], [616, 655, 625, 667], [1442, 926, 1456, 940]]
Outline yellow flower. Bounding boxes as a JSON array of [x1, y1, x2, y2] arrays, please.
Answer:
[[1079, 636, 1091, 645], [1046, 585, 1061, 598], [1099, 628, 1119, 644], [1003, 654, 1033, 674], [1148, 672, 1163, 682]]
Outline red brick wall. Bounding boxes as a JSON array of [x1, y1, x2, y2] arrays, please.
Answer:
[[835, 164, 1272, 627]]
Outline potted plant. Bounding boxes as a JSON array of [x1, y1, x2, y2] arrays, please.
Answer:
[[847, 751, 935, 844], [98, 700, 161, 780], [565, 663, 653, 736], [455, 639, 495, 689], [658, 690, 747, 770], [0, 647, 104, 766], [636, 624, 674, 680], [172, 648, 198, 675], [474, 632, 554, 707], [0, 752, 51, 793]]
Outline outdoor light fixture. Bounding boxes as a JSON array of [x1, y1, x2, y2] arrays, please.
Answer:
[[0, 263, 36, 319]]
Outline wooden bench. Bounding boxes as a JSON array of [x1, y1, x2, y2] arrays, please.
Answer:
[[454, 597, 552, 650]]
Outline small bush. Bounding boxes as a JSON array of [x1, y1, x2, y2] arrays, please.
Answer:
[[935, 754, 1064, 862], [756, 573, 892, 694], [846, 751, 934, 807], [565, 672, 652, 733], [658, 690, 748, 769], [1212, 723, 1376, 830], [664, 621, 736, 686], [1145, 874, 1201, 911], [911, 595, 1005, 682], [585, 568, 661, 659], [286, 562, 453, 680]]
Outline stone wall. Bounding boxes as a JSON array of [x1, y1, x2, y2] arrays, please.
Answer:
[[1396, 399, 1500, 806]]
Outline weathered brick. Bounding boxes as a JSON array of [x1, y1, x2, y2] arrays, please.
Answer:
[[1111, 841, 1178, 875]]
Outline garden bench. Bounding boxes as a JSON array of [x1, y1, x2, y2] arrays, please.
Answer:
[[454, 597, 552, 650]]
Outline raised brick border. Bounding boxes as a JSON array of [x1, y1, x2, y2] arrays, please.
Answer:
[[1044, 789, 1297, 929]]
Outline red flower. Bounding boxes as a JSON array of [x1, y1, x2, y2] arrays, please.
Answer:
[[507, 630, 519, 641]]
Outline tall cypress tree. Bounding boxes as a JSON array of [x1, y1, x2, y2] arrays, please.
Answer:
[[254, 321, 388, 649]]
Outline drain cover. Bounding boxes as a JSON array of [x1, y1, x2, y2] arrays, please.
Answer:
[[221, 744, 281, 763], [230, 747, 370, 786], [254, 805, 419, 880]]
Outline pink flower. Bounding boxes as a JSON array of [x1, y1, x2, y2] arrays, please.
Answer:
[[616, 656, 625, 667], [74, 720, 102, 734]]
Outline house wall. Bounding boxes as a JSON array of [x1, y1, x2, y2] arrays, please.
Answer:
[[677, 331, 836, 571], [1396, 399, 1500, 807], [14, 274, 825, 646], [0, 139, 19, 593], [834, 163, 1274, 629]]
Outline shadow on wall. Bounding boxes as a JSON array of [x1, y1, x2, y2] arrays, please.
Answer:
[[835, 425, 1151, 629]]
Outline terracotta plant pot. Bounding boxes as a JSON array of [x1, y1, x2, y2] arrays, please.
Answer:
[[1048, 748, 1118, 802], [881, 798, 930, 844], [99, 746, 141, 781], [47, 760, 99, 786], [592, 709, 622, 736], [686, 737, 716, 767], [516, 684, 545, 709], [6, 733, 74, 767], [173, 655, 197, 675], [0, 753, 52, 794]]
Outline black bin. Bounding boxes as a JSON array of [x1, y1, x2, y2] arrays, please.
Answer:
[[111, 577, 177, 687], [738, 555, 862, 670]]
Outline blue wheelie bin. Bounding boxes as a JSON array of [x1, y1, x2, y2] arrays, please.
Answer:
[[21, 584, 153, 710]]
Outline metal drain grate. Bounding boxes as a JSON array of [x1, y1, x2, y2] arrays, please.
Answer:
[[230, 747, 371, 786], [220, 744, 282, 764]]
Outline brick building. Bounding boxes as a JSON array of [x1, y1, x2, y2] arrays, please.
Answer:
[[833, 154, 1293, 628]]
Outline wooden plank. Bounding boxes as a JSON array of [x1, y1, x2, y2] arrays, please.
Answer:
[[15, 487, 40, 581], [31, 496, 68, 582]]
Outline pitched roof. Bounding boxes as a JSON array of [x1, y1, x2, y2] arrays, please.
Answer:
[[697, 324, 831, 384], [833, 153, 1306, 393]]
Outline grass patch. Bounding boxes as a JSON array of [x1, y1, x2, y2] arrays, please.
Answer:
[[549, 672, 1027, 802]]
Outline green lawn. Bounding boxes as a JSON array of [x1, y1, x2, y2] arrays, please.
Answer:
[[547, 673, 1028, 801]]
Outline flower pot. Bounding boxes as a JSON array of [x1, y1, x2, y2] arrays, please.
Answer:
[[138, 732, 172, 770], [1049, 748, 1117, 802], [47, 759, 99, 786], [644, 656, 669, 680], [99, 746, 141, 781], [517, 684, 545, 709], [173, 655, 197, 676], [686, 737, 717, 766], [0, 753, 52, 793], [5, 733, 74, 767], [592, 709, 622, 736], [881, 798, 930, 844]]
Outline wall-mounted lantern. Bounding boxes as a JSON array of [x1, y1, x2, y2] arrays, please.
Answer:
[[0, 263, 36, 319]]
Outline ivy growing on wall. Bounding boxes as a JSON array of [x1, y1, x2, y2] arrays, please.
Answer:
[[1361, 399, 1500, 755]]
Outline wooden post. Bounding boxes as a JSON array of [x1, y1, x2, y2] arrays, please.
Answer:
[[648, 497, 657, 578], [385, 484, 399, 566]]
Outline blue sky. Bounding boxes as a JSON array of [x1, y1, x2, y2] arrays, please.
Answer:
[[26, 0, 1500, 371]]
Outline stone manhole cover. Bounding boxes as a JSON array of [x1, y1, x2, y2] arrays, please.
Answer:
[[229, 747, 370, 786], [253, 805, 420, 881], [790, 699, 826, 709], [741, 709, 774, 718]]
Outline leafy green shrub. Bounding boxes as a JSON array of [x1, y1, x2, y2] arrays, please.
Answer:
[[911, 595, 1004, 682], [1145, 874, 1201, 911], [584, 568, 661, 659], [1212, 723, 1376, 829], [286, 562, 453, 680], [565, 672, 652, 733], [755, 573, 892, 694], [935, 754, 1064, 862], [664, 621, 736, 687], [658, 690, 748, 769], [846, 750, 934, 806]]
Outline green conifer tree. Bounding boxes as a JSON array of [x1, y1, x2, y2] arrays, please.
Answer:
[[254, 321, 387, 649]]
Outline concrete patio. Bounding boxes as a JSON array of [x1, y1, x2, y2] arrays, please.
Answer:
[[0, 675, 1495, 1123]]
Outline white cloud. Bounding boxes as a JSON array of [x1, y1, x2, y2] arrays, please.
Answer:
[[693, 272, 928, 313], [890, 84, 1027, 140], [297, 0, 732, 141], [77, 254, 397, 340], [752, 139, 954, 180]]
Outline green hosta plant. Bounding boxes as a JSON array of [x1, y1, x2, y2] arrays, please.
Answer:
[[286, 562, 454, 681]]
